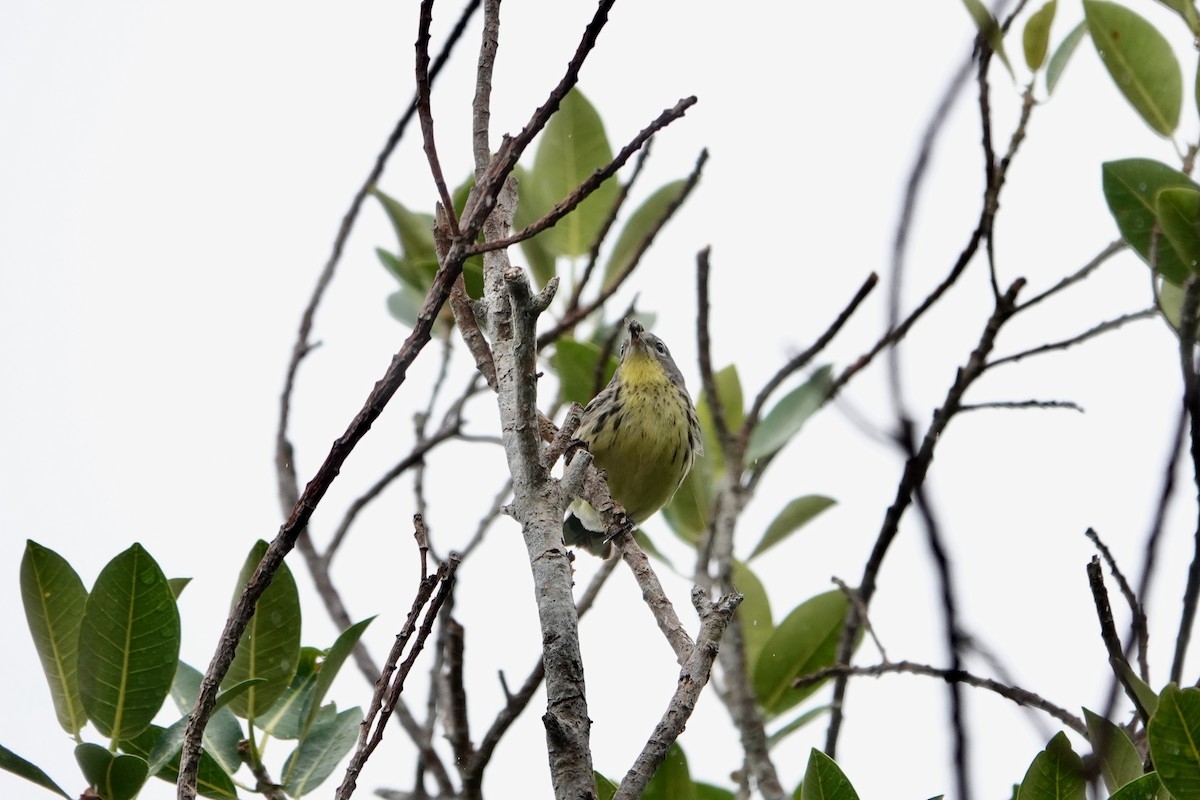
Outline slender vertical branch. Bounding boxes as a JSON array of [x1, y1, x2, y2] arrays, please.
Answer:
[[1171, 277, 1200, 684]]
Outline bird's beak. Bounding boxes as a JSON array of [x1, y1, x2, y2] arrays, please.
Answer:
[[627, 319, 644, 342]]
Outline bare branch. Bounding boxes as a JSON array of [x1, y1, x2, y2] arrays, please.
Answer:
[[1086, 528, 1150, 681], [1086, 557, 1151, 724], [696, 247, 732, 458], [987, 308, 1156, 369], [1171, 277, 1200, 684]]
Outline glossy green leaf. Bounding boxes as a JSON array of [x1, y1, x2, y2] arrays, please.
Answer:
[[520, 88, 618, 258], [1156, 0, 1200, 34], [122, 724, 238, 800], [1156, 276, 1200, 336], [747, 365, 833, 464], [372, 188, 436, 265], [801, 749, 860, 800], [753, 590, 852, 716], [282, 706, 361, 797], [555, 339, 619, 406], [0, 743, 70, 798], [1084, 0, 1182, 136], [167, 577, 191, 599], [20, 540, 88, 735], [1083, 708, 1143, 792], [961, 0, 1015, 77], [170, 662, 244, 775], [386, 287, 421, 328], [1109, 772, 1164, 800], [75, 743, 148, 800], [768, 705, 831, 748], [1119, 661, 1161, 717], [1024, 1, 1057, 70], [302, 617, 375, 736], [595, 771, 619, 800], [258, 647, 322, 740], [695, 782, 736, 800], [79, 544, 180, 742], [642, 741, 692, 800], [733, 560, 773, 672], [1017, 731, 1085, 800], [1158, 187, 1200, 277], [223, 540, 302, 720], [1149, 684, 1200, 799], [1047, 22, 1087, 93], [749, 495, 836, 561], [1103, 158, 1200, 284], [603, 180, 688, 289]]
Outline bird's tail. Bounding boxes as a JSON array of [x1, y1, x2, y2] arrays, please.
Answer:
[[562, 513, 613, 558]]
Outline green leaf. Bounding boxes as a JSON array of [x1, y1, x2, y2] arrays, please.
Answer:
[[732, 560, 773, 672], [1156, 0, 1200, 34], [1017, 731, 1085, 800], [223, 540, 302, 720], [1083, 708, 1144, 792], [301, 617, 375, 736], [167, 577, 192, 599], [602, 180, 688, 289], [74, 743, 148, 800], [518, 88, 618, 258], [1102, 158, 1200, 284], [747, 366, 833, 464], [1024, 1, 1057, 70], [663, 365, 741, 543], [170, 662, 244, 776], [1083, 0, 1182, 136], [595, 771, 619, 800], [752, 590, 852, 716], [386, 287, 421, 328], [79, 544, 180, 742], [20, 540, 88, 735], [642, 741, 692, 800], [1047, 22, 1087, 93], [695, 782, 736, 800], [121, 725, 238, 800], [372, 188, 436, 265], [1149, 683, 1200, 800], [749, 496, 837, 561], [961, 0, 1015, 77], [258, 647, 322, 740], [282, 707, 361, 797], [801, 749, 861, 800], [1156, 277, 1200, 336], [768, 705, 831, 748], [555, 339, 619, 407], [1119, 660, 1161, 717], [511, 166, 559, 286], [1158, 187, 1200, 277], [1109, 772, 1164, 800], [0, 743, 70, 798]]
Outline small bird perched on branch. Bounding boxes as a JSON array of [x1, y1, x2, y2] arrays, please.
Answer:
[[563, 319, 702, 556]]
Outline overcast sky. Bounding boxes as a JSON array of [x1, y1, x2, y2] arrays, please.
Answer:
[[3, 2, 1198, 799]]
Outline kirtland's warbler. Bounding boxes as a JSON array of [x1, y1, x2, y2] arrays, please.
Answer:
[[563, 319, 702, 556]]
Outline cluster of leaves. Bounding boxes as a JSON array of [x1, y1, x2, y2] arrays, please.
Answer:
[[1006, 684, 1200, 800], [968, 0, 1200, 326], [4, 540, 371, 800], [374, 88, 689, 333]]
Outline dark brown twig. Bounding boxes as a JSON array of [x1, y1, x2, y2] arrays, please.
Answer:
[[415, 0, 459, 236], [1086, 557, 1151, 724], [795, 660, 1086, 735], [957, 399, 1084, 413], [336, 556, 460, 800], [986, 309, 1156, 369], [1015, 240, 1127, 312], [536, 148, 708, 350], [1086, 528, 1149, 680], [1171, 277, 1200, 684], [696, 247, 732, 458]]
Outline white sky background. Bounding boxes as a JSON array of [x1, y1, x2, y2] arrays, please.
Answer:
[[2, 2, 1198, 798]]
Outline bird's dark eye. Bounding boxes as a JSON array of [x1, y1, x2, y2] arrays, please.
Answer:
[[655, 341, 667, 355]]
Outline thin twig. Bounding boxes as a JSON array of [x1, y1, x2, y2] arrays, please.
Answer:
[[696, 247, 732, 458], [1016, 240, 1127, 312], [987, 309, 1156, 369], [795, 660, 1086, 735], [613, 589, 742, 800], [833, 578, 888, 662], [536, 148, 708, 350], [1171, 277, 1200, 684], [1086, 528, 1149, 680], [415, 0, 459, 236], [1086, 557, 1151, 724], [957, 399, 1084, 413]]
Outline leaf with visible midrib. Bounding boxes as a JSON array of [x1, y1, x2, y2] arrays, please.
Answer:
[[752, 590, 851, 716], [20, 540, 88, 735], [222, 540, 302, 720], [1149, 684, 1200, 800], [0, 743, 70, 798], [282, 707, 361, 797], [801, 749, 861, 800], [1083, 0, 1182, 137], [1016, 731, 1085, 800], [78, 543, 181, 742]]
